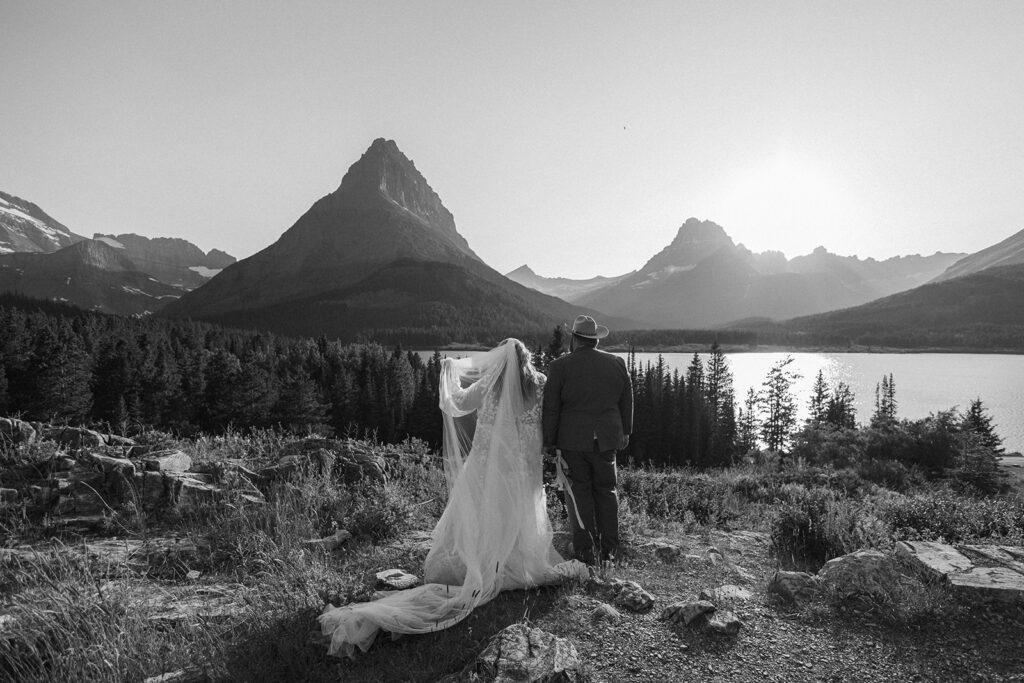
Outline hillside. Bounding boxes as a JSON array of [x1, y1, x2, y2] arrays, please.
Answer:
[[0, 240, 182, 315], [781, 263, 1024, 347], [932, 227, 1024, 282]]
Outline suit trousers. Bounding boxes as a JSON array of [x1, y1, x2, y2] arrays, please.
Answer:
[[561, 444, 619, 564]]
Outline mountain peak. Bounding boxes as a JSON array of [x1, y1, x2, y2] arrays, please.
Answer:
[[507, 264, 537, 278], [334, 139, 454, 228], [641, 218, 734, 273]]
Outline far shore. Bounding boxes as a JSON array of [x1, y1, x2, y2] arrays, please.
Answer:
[[425, 344, 1024, 355]]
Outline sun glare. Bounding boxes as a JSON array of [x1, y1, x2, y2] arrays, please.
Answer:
[[716, 152, 848, 256]]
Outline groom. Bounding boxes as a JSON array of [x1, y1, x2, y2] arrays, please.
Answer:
[[542, 315, 633, 565]]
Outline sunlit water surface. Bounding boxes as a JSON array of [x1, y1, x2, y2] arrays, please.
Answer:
[[421, 351, 1024, 454]]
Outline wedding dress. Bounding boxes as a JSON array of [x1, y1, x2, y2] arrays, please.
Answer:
[[319, 339, 587, 658]]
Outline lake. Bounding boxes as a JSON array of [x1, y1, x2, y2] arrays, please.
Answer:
[[423, 351, 1024, 454]]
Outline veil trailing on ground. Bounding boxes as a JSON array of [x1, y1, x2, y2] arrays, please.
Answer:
[[320, 339, 586, 659]]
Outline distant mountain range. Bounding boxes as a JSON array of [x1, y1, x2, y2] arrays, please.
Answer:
[[551, 218, 965, 328], [505, 265, 633, 302], [3, 140, 1022, 348], [0, 192, 235, 315], [161, 138, 618, 342], [92, 233, 235, 291]]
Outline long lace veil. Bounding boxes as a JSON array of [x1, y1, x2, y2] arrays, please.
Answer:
[[320, 339, 572, 659]]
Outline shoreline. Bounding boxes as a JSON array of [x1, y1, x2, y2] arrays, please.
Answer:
[[429, 344, 1024, 356]]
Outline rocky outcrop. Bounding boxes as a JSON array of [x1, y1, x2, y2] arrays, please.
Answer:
[[898, 540, 1024, 603], [0, 424, 402, 528], [817, 549, 918, 604], [461, 623, 588, 683]]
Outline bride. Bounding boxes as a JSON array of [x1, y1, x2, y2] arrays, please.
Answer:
[[319, 338, 587, 658]]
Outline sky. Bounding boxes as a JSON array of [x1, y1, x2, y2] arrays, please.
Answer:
[[2, 2, 1023, 279]]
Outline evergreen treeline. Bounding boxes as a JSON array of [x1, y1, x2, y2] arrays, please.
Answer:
[[623, 343, 738, 468], [0, 295, 444, 444]]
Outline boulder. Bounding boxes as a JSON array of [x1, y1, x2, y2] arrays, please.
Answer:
[[653, 542, 683, 563], [0, 417, 36, 444], [586, 577, 655, 613], [375, 569, 420, 590], [659, 600, 715, 626], [469, 623, 586, 682], [705, 547, 726, 566], [699, 585, 754, 603], [817, 549, 917, 603], [142, 450, 192, 474], [86, 453, 137, 499], [590, 602, 621, 623], [767, 570, 819, 605], [706, 609, 742, 636], [40, 426, 105, 449]]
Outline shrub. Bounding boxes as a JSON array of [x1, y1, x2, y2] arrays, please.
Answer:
[[880, 489, 1024, 543], [770, 485, 890, 571], [791, 425, 864, 469]]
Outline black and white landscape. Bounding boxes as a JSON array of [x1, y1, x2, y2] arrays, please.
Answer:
[[3, 4, 1024, 682]]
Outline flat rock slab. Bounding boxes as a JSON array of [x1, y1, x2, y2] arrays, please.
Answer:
[[898, 540, 1024, 603], [897, 541, 974, 579], [948, 567, 1024, 603]]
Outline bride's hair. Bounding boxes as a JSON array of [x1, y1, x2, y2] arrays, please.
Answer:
[[498, 338, 541, 404]]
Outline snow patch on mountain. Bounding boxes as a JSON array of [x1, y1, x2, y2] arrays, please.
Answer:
[[96, 236, 125, 249], [188, 265, 222, 278]]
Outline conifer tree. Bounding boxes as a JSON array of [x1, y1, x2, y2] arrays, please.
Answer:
[[273, 370, 328, 434], [807, 369, 830, 425], [736, 387, 760, 454], [759, 356, 800, 452], [872, 373, 898, 425], [825, 381, 857, 429], [541, 325, 566, 371], [963, 398, 1004, 454], [25, 325, 92, 423]]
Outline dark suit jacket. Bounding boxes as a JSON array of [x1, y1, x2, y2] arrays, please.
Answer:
[[542, 346, 633, 452]]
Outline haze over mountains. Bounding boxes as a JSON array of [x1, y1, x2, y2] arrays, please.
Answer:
[[512, 218, 963, 328]]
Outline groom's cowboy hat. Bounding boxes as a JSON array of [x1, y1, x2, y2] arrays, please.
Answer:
[[571, 314, 609, 340]]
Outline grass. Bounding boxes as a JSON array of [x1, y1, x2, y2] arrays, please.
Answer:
[[3, 432, 1024, 680]]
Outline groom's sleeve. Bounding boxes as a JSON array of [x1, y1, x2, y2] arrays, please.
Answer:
[[618, 357, 633, 435], [542, 361, 562, 448]]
